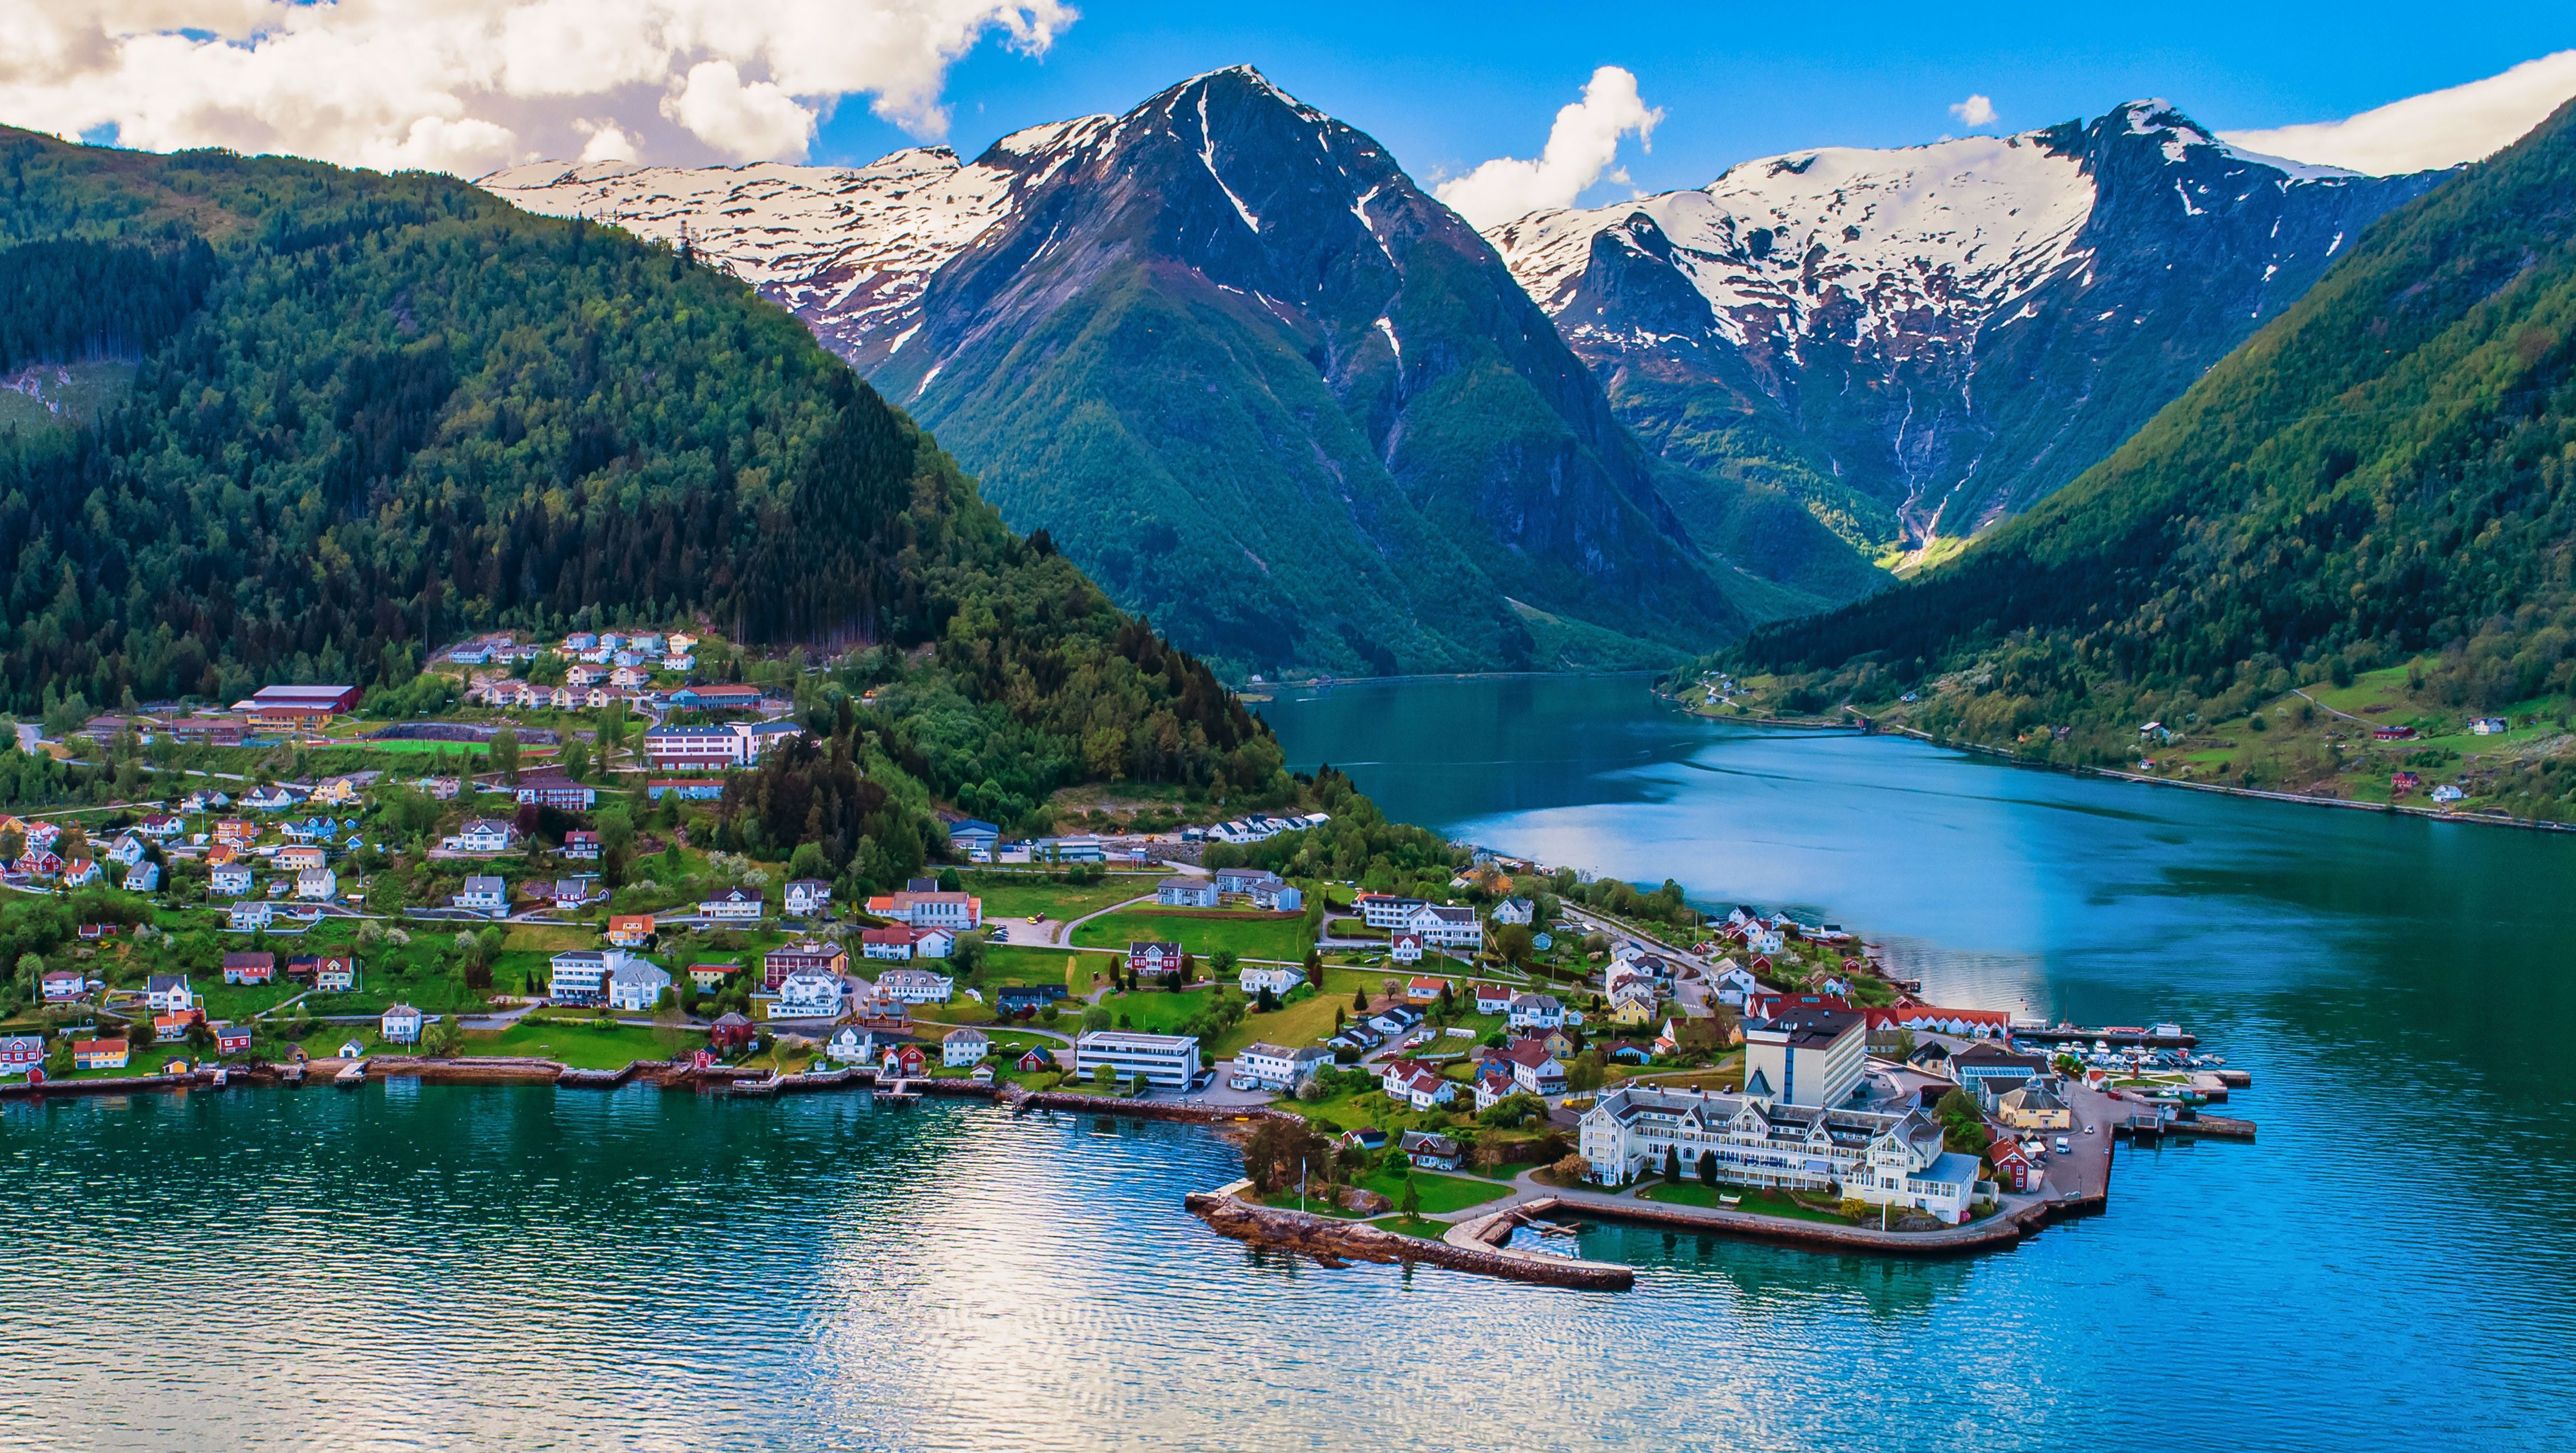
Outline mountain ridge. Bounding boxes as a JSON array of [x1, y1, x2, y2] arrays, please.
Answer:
[[1720, 94, 2576, 813], [1485, 100, 2447, 544], [485, 66, 1882, 679]]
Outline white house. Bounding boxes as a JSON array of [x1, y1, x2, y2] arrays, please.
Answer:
[[606, 958, 673, 1013], [699, 887, 764, 923], [784, 879, 832, 916], [772, 970, 845, 1018], [1472, 983, 1514, 1016], [872, 967, 954, 1004], [942, 1027, 990, 1068], [122, 861, 162, 893], [1496, 1039, 1566, 1094], [1156, 876, 1218, 909], [296, 867, 338, 901], [228, 900, 273, 932], [1238, 1041, 1333, 1091], [826, 1025, 879, 1063], [145, 974, 194, 1013], [452, 875, 507, 914], [1491, 897, 1535, 926], [380, 1004, 424, 1044], [105, 834, 147, 867], [1403, 903, 1484, 953], [1710, 961, 1762, 1008], [443, 819, 514, 854], [1389, 932, 1423, 965], [210, 862, 255, 897], [1240, 964, 1302, 998], [1386, 1066, 1456, 1111], [1577, 1085, 1983, 1224], [1508, 993, 1565, 1030]]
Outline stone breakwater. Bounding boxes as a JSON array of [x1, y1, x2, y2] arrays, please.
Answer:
[[1184, 1184, 1636, 1290]]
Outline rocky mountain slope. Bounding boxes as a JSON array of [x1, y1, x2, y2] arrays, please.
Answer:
[[1728, 95, 2576, 812], [485, 68, 1879, 678], [1485, 102, 2444, 546]]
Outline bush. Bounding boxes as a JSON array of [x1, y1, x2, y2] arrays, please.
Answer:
[[1549, 1153, 1593, 1185]]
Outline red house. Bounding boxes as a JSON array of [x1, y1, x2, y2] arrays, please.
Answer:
[[709, 1012, 755, 1053], [1128, 940, 1182, 976], [1990, 1138, 2037, 1194], [215, 1023, 253, 1055], [2391, 771, 2423, 795], [1015, 1045, 1056, 1073], [880, 1043, 927, 1077], [222, 952, 276, 986]]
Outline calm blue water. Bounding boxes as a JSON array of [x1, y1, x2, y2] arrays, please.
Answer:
[[4, 673, 2570, 1450]]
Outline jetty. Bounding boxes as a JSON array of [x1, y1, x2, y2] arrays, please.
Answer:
[[1185, 1181, 1635, 1290]]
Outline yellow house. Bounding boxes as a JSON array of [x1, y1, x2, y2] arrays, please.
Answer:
[[1994, 1080, 2074, 1132], [687, 962, 737, 991], [1608, 995, 1659, 1027], [310, 779, 362, 806]]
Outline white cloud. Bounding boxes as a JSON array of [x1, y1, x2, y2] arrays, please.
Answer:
[[1950, 94, 1997, 128], [1435, 66, 1664, 228], [576, 119, 639, 165], [664, 59, 814, 161], [0, 0, 1078, 177], [2220, 49, 2576, 175]]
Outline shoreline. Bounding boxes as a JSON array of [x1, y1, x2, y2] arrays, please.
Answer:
[[1659, 694, 2575, 836]]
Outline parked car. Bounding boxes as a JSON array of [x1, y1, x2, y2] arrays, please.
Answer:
[[2054, 1136, 2071, 1155]]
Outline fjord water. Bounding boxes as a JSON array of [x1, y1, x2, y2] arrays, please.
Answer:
[[5, 679, 2570, 1450]]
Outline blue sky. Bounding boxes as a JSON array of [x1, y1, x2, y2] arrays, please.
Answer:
[[814, 1, 2576, 194]]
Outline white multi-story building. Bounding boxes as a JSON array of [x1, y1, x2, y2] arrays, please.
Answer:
[[1073, 1031, 1201, 1089], [772, 970, 846, 1018], [1578, 1085, 1985, 1224], [1741, 1009, 1869, 1109], [1237, 1041, 1332, 1090], [873, 967, 954, 1004], [1354, 894, 1427, 929], [942, 1028, 989, 1068], [1404, 903, 1483, 953], [865, 890, 982, 930], [548, 949, 635, 1004]]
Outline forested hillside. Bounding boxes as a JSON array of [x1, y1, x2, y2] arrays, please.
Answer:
[[0, 127, 1286, 822], [1722, 97, 2576, 807]]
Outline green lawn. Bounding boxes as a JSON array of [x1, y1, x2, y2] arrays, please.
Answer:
[[1095, 985, 1220, 1035], [1366, 1214, 1450, 1239], [193, 979, 304, 1021], [1636, 1181, 1852, 1223], [962, 873, 1160, 921], [469, 1017, 704, 1068], [1070, 909, 1313, 962], [1261, 1167, 1508, 1219]]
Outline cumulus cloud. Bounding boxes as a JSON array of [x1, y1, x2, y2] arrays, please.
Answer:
[[2220, 50, 2576, 175], [1949, 94, 1997, 128], [1435, 66, 1664, 228], [0, 0, 1078, 177]]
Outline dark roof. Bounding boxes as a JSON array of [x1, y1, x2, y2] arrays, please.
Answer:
[[1399, 1131, 1461, 1156]]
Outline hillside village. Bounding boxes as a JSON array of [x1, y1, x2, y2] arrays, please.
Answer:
[[0, 636, 2157, 1239]]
